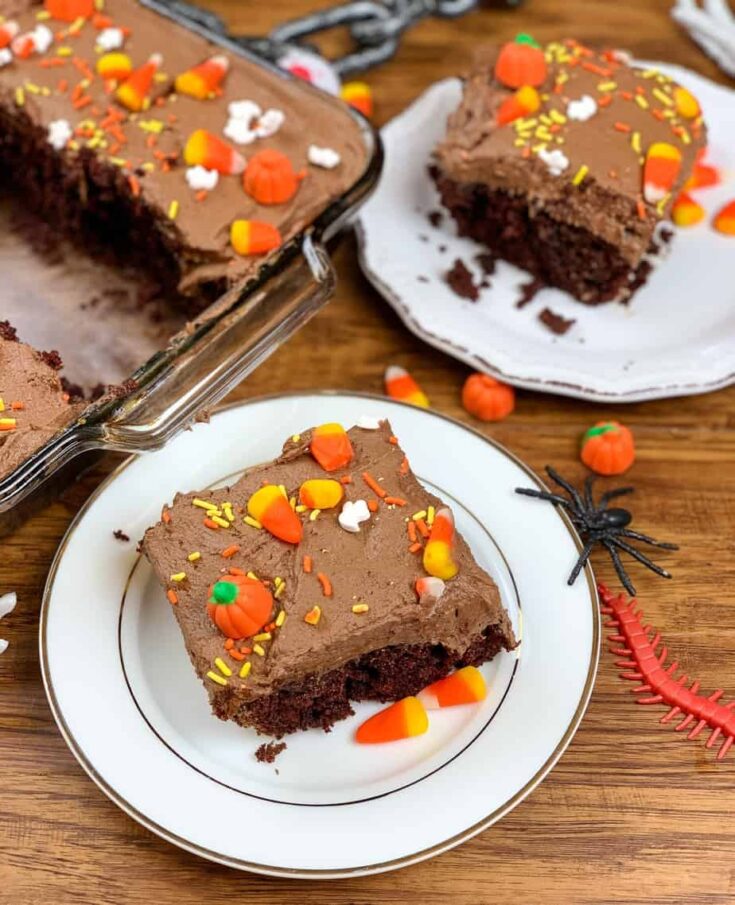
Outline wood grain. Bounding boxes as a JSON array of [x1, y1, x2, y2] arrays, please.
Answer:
[[2, 1, 735, 902]]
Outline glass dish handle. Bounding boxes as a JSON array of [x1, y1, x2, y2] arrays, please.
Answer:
[[98, 235, 334, 454]]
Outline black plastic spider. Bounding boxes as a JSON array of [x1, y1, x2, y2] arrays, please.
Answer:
[[515, 466, 679, 596]]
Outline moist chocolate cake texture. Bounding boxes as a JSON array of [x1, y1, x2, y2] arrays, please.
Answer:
[[0, 0, 367, 312], [143, 420, 516, 738], [434, 38, 706, 305]]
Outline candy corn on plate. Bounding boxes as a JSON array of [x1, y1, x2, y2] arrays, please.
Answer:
[[41, 393, 598, 877], [357, 63, 735, 403]]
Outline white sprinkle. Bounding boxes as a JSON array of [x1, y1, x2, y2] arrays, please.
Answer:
[[308, 144, 341, 169], [224, 117, 257, 145], [0, 49, 11, 68], [338, 499, 371, 533], [356, 415, 381, 430], [537, 147, 569, 176], [47, 119, 72, 151], [0, 592, 17, 620], [96, 26, 124, 51], [185, 165, 219, 191], [255, 108, 284, 138], [566, 94, 598, 122]]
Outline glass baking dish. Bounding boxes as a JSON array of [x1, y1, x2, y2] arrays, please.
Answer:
[[0, 0, 382, 535]]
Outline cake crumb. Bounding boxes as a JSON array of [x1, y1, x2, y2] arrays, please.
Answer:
[[428, 210, 443, 228], [539, 308, 576, 335], [113, 529, 130, 542], [446, 258, 479, 301], [516, 277, 545, 309], [475, 252, 496, 277], [255, 741, 287, 764]]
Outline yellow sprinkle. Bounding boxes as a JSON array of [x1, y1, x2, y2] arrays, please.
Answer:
[[187, 552, 201, 563], [641, 68, 659, 79], [108, 156, 127, 166], [539, 113, 552, 125], [412, 510, 427, 521], [239, 661, 252, 679], [572, 164, 589, 186], [253, 644, 265, 657], [244, 516, 262, 529], [138, 119, 164, 134], [14, 86, 24, 105], [549, 109, 566, 124], [652, 89, 672, 110], [274, 583, 285, 599], [222, 502, 235, 522], [352, 604, 369, 614], [274, 577, 283, 587], [253, 632, 272, 642], [68, 16, 85, 33], [192, 498, 217, 511], [680, 129, 691, 145], [535, 128, 553, 141], [597, 81, 617, 92], [68, 140, 79, 151], [275, 610, 286, 627], [295, 504, 307, 513], [168, 200, 179, 220], [208, 514, 228, 528], [514, 138, 528, 147], [57, 46, 73, 56], [277, 484, 287, 498], [206, 671, 227, 686], [289, 496, 296, 510], [634, 95, 649, 110], [214, 657, 232, 677], [25, 82, 41, 95], [662, 109, 675, 119], [656, 196, 668, 215], [170, 572, 186, 582], [427, 506, 435, 526], [631, 131, 641, 154], [154, 72, 168, 83], [531, 143, 548, 154], [291, 434, 301, 442], [309, 509, 321, 521], [0, 399, 4, 412], [142, 161, 155, 172], [36, 9, 51, 18]]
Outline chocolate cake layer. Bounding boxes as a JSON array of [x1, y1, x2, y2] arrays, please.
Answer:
[[143, 421, 516, 737], [434, 41, 705, 304]]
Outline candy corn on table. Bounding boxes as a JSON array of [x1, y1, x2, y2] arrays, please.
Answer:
[[2, 0, 735, 902]]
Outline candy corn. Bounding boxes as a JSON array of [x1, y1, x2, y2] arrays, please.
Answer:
[[423, 507, 458, 581], [384, 365, 429, 408], [671, 191, 704, 227], [0, 21, 19, 50], [685, 162, 720, 191], [230, 220, 281, 256], [247, 485, 303, 544], [175, 54, 229, 100], [299, 479, 344, 510], [418, 666, 487, 710], [304, 605, 321, 626], [355, 697, 428, 744], [713, 200, 735, 236], [673, 85, 700, 120], [340, 81, 373, 118], [45, 0, 94, 21], [496, 85, 540, 126], [115, 53, 162, 112], [96, 51, 133, 81], [415, 576, 446, 604], [184, 129, 245, 175], [643, 142, 682, 203], [310, 423, 354, 472]]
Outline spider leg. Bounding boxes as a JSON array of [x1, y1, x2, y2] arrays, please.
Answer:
[[545, 466, 585, 512], [608, 536, 673, 579], [602, 539, 637, 596], [618, 528, 679, 551], [598, 486, 635, 507], [583, 475, 596, 511], [567, 540, 595, 586], [515, 488, 573, 509]]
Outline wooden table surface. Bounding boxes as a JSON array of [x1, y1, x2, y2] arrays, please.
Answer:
[[3, 1, 735, 902]]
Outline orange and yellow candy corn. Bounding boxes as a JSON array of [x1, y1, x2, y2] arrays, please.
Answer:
[[423, 507, 458, 581], [310, 423, 354, 472], [418, 666, 487, 710], [96, 51, 133, 81], [299, 479, 344, 510], [247, 484, 303, 544], [45, 0, 94, 21], [355, 696, 428, 744], [685, 162, 720, 191], [415, 576, 446, 604], [0, 21, 18, 49], [673, 86, 700, 120], [671, 192, 704, 227], [184, 129, 245, 175], [713, 200, 735, 236], [496, 85, 540, 126], [230, 220, 281, 256], [340, 81, 373, 118], [643, 142, 682, 203], [175, 54, 229, 100], [384, 365, 429, 408], [115, 53, 162, 112]]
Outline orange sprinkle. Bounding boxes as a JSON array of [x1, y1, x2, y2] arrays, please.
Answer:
[[384, 496, 407, 507], [408, 542, 422, 554], [146, 134, 157, 149], [597, 94, 613, 108], [635, 85, 645, 95], [71, 83, 84, 101], [317, 572, 333, 597], [362, 471, 386, 498], [155, 96, 166, 107], [166, 589, 178, 605], [72, 56, 94, 80], [614, 121, 631, 133], [161, 507, 171, 524], [415, 519, 430, 539], [581, 61, 611, 77], [636, 198, 647, 220], [339, 474, 352, 484], [57, 78, 68, 92], [228, 649, 246, 661], [108, 141, 121, 155], [221, 544, 240, 559], [224, 638, 234, 650], [39, 58, 66, 68], [553, 81, 563, 95], [521, 146, 532, 159], [367, 499, 379, 513], [620, 90, 633, 100], [265, 621, 276, 632], [389, 435, 398, 445], [194, 190, 207, 202], [399, 456, 409, 476], [203, 517, 219, 530], [408, 521, 417, 543], [92, 13, 113, 27], [240, 646, 253, 655], [128, 175, 140, 197], [303, 554, 313, 574], [228, 566, 246, 577], [651, 108, 665, 121], [10, 402, 25, 411], [549, 123, 561, 134], [608, 168, 619, 179], [167, 113, 178, 124]]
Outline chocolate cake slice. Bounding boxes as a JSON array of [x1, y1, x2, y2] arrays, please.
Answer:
[[142, 420, 516, 737], [434, 37, 706, 304]]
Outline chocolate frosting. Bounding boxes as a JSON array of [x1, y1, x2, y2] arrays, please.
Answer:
[[0, 0, 368, 292], [142, 421, 515, 708], [435, 43, 705, 265]]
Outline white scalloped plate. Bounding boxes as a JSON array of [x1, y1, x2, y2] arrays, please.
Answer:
[[356, 63, 735, 402], [40, 393, 598, 877]]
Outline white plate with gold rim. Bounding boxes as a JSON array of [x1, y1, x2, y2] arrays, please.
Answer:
[[41, 392, 598, 877]]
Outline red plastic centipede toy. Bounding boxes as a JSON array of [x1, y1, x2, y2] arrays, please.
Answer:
[[599, 583, 735, 761]]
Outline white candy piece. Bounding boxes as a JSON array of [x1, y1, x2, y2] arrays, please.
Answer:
[[0, 49, 12, 68], [185, 165, 220, 192], [308, 144, 341, 169], [538, 147, 570, 176], [567, 94, 598, 122], [96, 27, 124, 51], [224, 100, 285, 144], [356, 415, 381, 430], [338, 499, 371, 533], [228, 99, 262, 121], [47, 119, 72, 151], [0, 592, 17, 620], [16, 23, 53, 55], [0, 640, 7, 655], [255, 108, 284, 138], [224, 117, 257, 145]]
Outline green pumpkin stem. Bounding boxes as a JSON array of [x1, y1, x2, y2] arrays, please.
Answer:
[[209, 580, 238, 605], [515, 32, 541, 49]]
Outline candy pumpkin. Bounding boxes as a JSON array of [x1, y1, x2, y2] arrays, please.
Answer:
[[461, 373, 515, 422], [580, 421, 635, 476], [494, 34, 547, 89], [243, 149, 304, 205], [207, 573, 273, 639]]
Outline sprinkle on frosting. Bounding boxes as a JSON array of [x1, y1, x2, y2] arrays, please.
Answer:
[[538, 147, 569, 175], [185, 164, 219, 191], [566, 94, 597, 121], [338, 499, 371, 533], [307, 144, 341, 169]]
